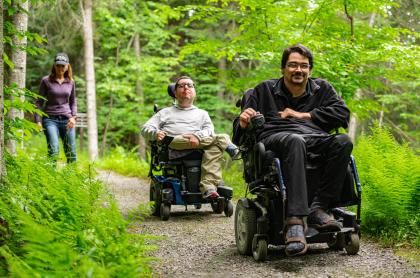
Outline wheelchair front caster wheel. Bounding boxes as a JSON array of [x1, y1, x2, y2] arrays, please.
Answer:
[[160, 204, 170, 221], [211, 200, 224, 214], [345, 233, 360, 255], [224, 201, 234, 217], [252, 237, 267, 262], [327, 233, 345, 251], [194, 204, 202, 210]]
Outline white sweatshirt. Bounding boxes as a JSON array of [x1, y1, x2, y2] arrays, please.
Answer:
[[141, 105, 214, 141]]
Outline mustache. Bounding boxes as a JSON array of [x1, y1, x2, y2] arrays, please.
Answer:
[[292, 72, 306, 77]]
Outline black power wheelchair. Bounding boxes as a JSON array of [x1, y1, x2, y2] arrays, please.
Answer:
[[233, 91, 362, 262], [147, 85, 234, 221]]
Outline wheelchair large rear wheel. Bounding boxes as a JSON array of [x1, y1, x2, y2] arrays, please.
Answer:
[[150, 181, 161, 216], [235, 200, 257, 255]]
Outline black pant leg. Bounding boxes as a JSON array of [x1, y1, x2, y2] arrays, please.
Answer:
[[262, 132, 309, 217], [306, 134, 353, 210]]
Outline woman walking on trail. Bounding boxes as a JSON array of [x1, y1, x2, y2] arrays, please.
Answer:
[[35, 53, 77, 163]]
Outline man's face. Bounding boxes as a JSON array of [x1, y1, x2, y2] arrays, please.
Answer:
[[282, 52, 311, 86], [175, 78, 196, 103]]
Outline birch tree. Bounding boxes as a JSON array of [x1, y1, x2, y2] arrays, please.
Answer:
[[6, 0, 29, 155], [134, 33, 146, 159], [0, 0, 6, 177], [81, 0, 98, 160]]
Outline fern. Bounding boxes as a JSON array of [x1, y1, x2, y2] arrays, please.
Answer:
[[0, 153, 154, 277], [354, 127, 420, 246]]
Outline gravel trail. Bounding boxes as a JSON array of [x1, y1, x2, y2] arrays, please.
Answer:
[[98, 170, 419, 278]]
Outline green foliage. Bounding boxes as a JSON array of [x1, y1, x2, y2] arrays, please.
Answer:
[[354, 127, 420, 247], [26, 0, 419, 152], [177, 0, 419, 139], [222, 160, 246, 199], [97, 146, 149, 178], [0, 153, 153, 276], [3, 85, 43, 142]]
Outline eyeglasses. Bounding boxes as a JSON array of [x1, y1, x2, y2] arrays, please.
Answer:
[[286, 62, 310, 70], [176, 83, 195, 89]]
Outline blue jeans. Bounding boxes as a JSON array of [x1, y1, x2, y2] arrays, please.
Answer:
[[42, 116, 77, 163]]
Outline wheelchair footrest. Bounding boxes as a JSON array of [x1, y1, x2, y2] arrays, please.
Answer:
[[330, 208, 358, 228], [181, 192, 203, 203], [217, 185, 233, 199]]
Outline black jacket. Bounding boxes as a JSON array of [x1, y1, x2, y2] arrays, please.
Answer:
[[240, 77, 350, 142]]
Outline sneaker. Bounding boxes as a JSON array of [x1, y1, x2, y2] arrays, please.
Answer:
[[203, 188, 219, 200], [225, 144, 240, 160], [308, 208, 342, 232]]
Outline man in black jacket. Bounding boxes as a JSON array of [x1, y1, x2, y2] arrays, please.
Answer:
[[238, 44, 353, 256]]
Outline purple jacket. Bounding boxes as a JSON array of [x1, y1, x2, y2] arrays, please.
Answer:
[[34, 76, 77, 123]]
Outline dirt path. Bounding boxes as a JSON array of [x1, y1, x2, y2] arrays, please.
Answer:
[[98, 170, 419, 278]]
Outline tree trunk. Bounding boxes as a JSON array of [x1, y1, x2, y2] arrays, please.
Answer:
[[134, 33, 147, 160], [81, 0, 98, 160], [0, 0, 6, 177], [217, 56, 226, 99], [6, 0, 28, 155], [348, 89, 361, 142], [348, 14, 376, 142], [101, 94, 112, 156]]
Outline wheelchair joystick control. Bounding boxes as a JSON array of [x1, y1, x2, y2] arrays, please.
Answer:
[[250, 114, 265, 129]]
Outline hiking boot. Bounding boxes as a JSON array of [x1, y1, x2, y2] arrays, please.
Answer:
[[308, 208, 342, 232], [225, 144, 240, 160]]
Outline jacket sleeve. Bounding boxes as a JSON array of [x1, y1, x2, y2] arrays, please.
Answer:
[[141, 112, 161, 142], [193, 111, 214, 140], [232, 86, 260, 145], [232, 117, 243, 145], [309, 83, 350, 132]]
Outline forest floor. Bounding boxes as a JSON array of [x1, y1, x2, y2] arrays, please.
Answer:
[[97, 170, 419, 278]]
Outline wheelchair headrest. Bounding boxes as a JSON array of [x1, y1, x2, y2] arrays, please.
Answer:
[[168, 84, 176, 98], [237, 88, 254, 109]]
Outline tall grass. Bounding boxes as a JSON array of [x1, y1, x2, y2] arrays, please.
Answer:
[[223, 160, 247, 198], [354, 127, 419, 247], [0, 152, 154, 277], [97, 146, 149, 178]]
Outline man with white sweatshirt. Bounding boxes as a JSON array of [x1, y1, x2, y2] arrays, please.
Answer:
[[141, 76, 239, 200]]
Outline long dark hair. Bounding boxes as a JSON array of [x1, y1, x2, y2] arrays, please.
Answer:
[[49, 63, 73, 82]]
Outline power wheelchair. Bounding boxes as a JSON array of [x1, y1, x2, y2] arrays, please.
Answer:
[[233, 92, 362, 262], [147, 85, 234, 221]]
